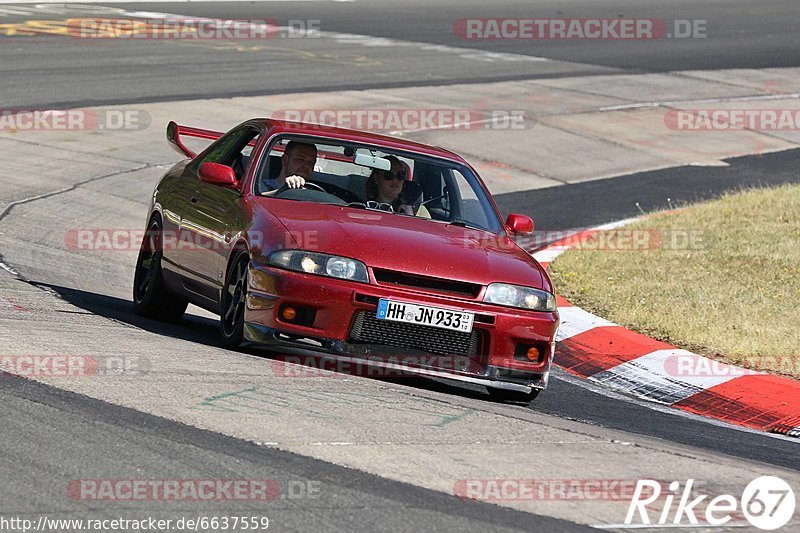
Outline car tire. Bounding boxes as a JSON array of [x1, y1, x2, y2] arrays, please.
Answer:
[[132, 216, 188, 322], [220, 250, 249, 349], [488, 387, 540, 404]]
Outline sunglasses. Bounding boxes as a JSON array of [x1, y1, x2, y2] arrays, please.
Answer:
[[379, 170, 405, 181]]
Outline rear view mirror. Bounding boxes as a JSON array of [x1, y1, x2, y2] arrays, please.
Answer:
[[505, 213, 534, 235], [198, 162, 237, 188], [354, 152, 392, 171]]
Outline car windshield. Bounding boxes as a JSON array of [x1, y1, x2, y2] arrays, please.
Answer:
[[254, 137, 503, 233]]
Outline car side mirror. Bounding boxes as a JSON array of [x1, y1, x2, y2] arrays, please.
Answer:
[[199, 162, 237, 188], [505, 213, 534, 235]]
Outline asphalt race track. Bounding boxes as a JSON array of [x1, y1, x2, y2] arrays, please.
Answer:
[[2, 374, 586, 532], [1, 0, 799, 107], [1, 1, 799, 531]]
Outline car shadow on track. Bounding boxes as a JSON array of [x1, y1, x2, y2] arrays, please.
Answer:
[[38, 283, 503, 404], [37, 283, 222, 346]]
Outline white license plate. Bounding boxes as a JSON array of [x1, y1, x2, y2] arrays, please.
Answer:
[[376, 299, 474, 333]]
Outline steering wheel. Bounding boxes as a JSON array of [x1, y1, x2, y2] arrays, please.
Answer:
[[303, 182, 327, 193], [273, 182, 327, 195]]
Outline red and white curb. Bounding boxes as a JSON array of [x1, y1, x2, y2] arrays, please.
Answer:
[[533, 219, 800, 438]]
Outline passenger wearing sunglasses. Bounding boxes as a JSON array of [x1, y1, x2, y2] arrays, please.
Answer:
[[365, 156, 416, 215]]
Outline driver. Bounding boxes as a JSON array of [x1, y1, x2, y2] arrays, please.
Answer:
[[263, 141, 317, 191]]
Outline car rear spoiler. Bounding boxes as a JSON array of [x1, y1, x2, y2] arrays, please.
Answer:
[[166, 121, 377, 164], [167, 121, 267, 159], [166, 121, 224, 158]]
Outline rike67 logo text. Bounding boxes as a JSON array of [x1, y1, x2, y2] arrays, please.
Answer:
[[626, 477, 795, 530]]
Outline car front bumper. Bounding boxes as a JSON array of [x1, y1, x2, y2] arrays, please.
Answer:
[[244, 262, 559, 392]]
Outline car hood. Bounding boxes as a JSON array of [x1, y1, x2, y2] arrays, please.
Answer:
[[259, 199, 546, 290]]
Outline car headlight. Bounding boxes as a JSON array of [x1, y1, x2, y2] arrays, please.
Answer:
[[483, 283, 556, 312], [267, 250, 368, 283]]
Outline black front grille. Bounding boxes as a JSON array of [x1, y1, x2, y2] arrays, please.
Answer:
[[349, 311, 482, 357], [373, 269, 481, 299]]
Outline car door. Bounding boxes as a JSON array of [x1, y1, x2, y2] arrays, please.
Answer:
[[158, 164, 196, 275], [178, 126, 261, 304]]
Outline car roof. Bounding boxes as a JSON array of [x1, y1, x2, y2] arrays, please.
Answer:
[[256, 118, 468, 164]]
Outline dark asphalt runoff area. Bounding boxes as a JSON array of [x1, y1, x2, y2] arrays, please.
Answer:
[[495, 148, 800, 231], [0, 0, 798, 108], [0, 373, 590, 532]]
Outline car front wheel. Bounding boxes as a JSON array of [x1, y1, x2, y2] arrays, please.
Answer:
[[220, 251, 249, 348]]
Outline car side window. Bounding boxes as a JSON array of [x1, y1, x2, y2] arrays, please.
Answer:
[[415, 163, 448, 220], [451, 168, 490, 229], [231, 131, 262, 182], [198, 127, 260, 171]]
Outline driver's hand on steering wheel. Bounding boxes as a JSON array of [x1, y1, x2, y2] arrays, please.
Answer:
[[285, 175, 306, 189]]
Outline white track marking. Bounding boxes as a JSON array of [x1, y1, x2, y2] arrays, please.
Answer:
[[0, 261, 19, 276], [592, 217, 640, 231], [599, 91, 800, 112], [589, 349, 741, 405], [608, 348, 743, 389], [592, 523, 750, 529], [555, 305, 616, 341], [532, 246, 567, 264], [552, 370, 799, 442]]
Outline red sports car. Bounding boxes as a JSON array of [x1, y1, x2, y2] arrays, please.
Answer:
[[133, 118, 559, 402]]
